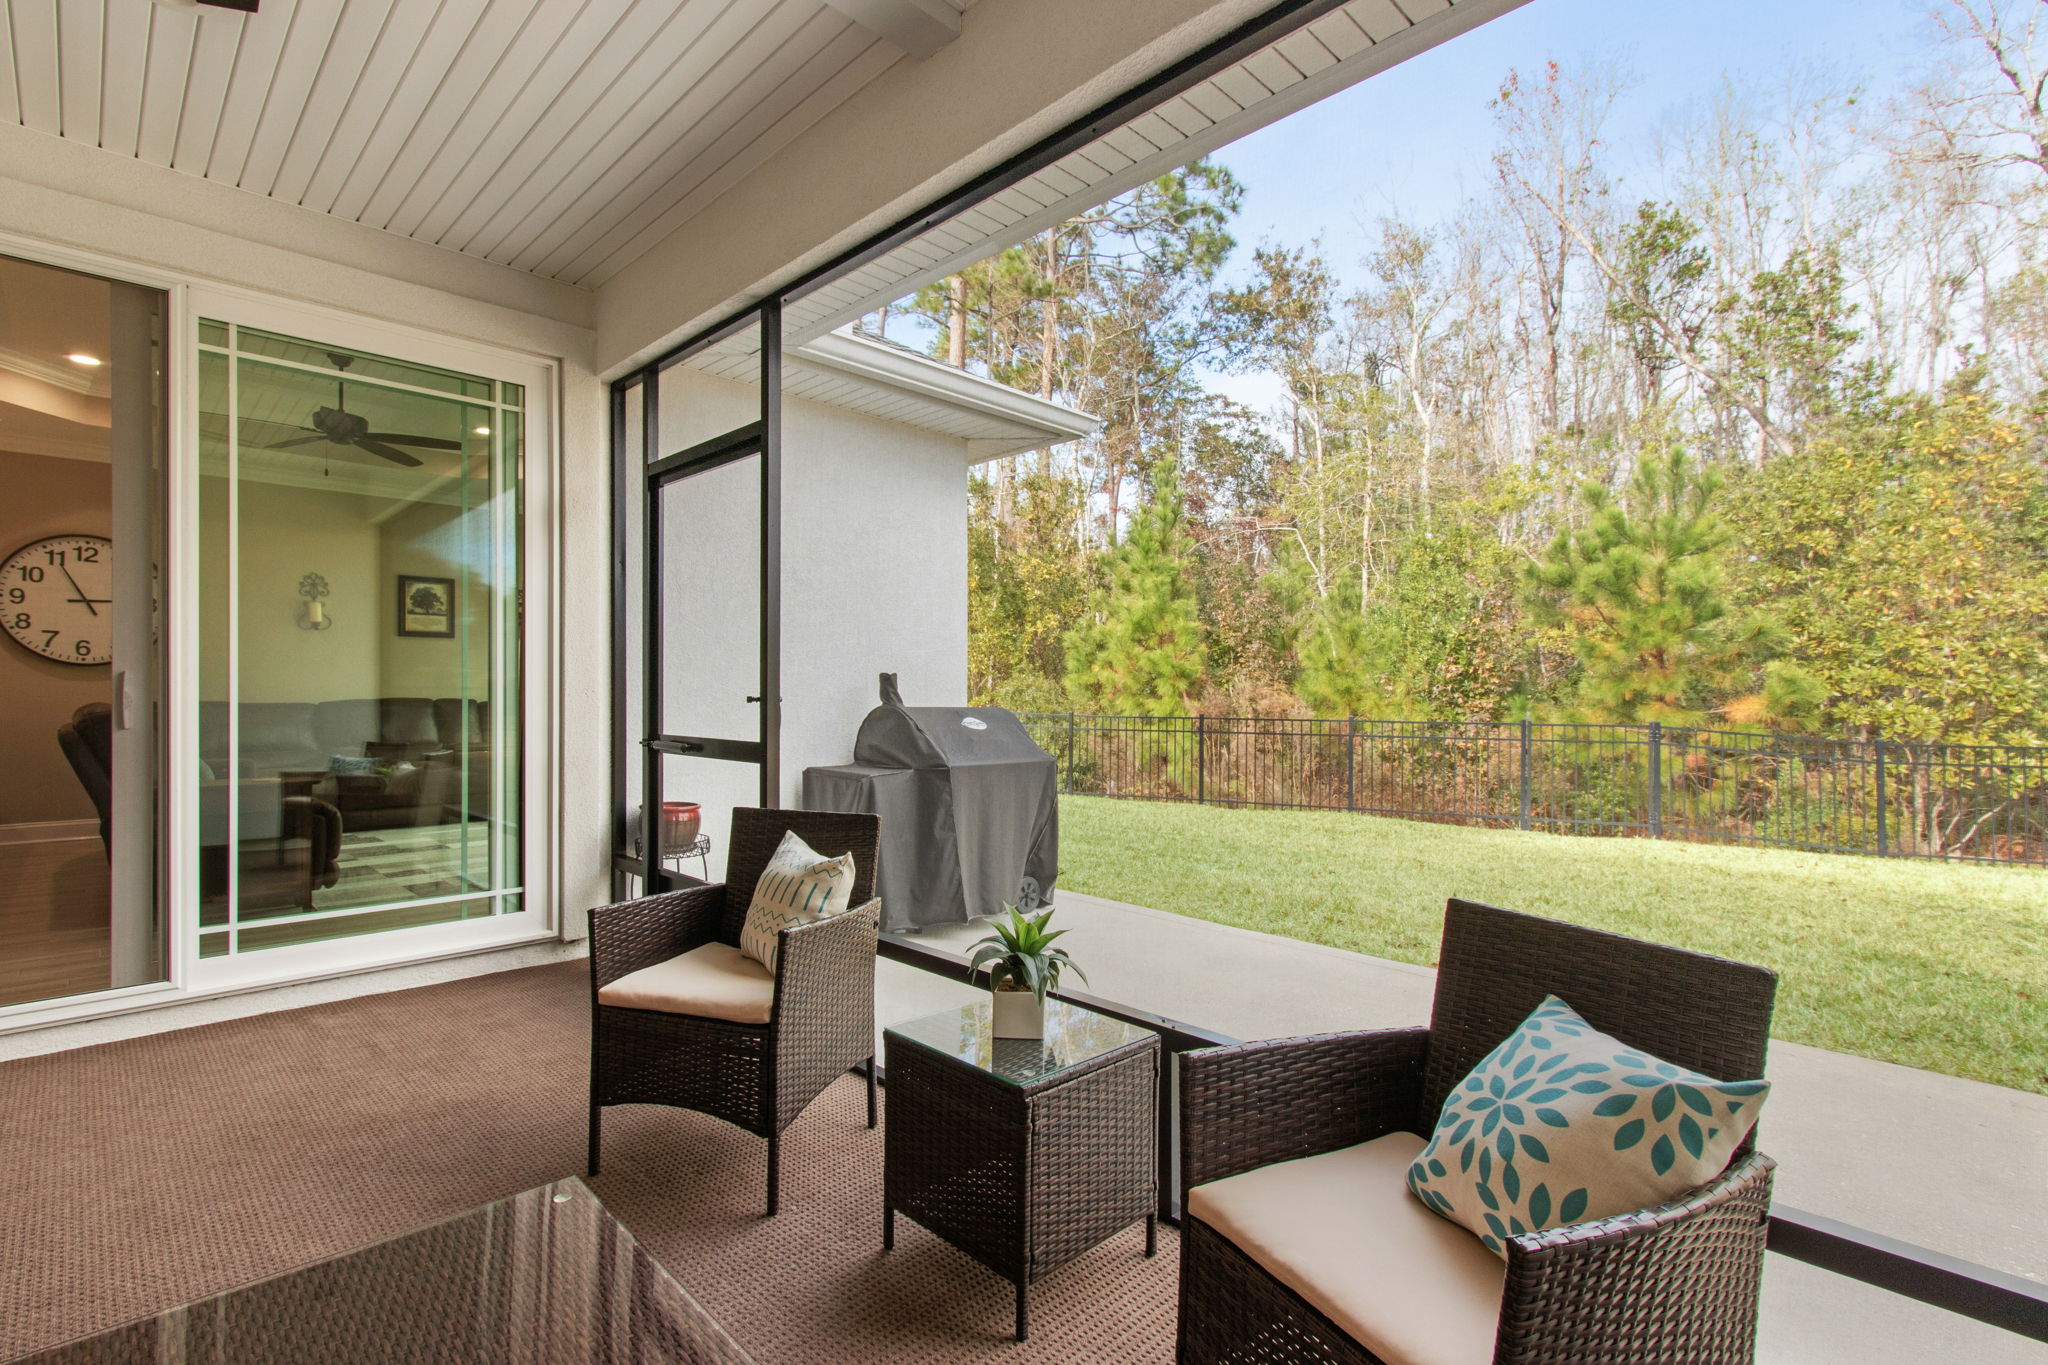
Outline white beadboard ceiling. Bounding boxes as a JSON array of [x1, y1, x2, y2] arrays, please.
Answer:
[[654, 0, 1514, 440], [0, 0, 972, 287]]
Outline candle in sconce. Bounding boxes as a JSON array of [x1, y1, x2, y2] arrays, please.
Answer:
[[306, 600, 324, 626]]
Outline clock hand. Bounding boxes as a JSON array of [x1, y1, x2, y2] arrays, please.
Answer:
[[57, 564, 99, 617]]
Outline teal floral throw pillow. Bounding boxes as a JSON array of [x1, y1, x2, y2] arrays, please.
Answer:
[[1406, 995, 1769, 1258]]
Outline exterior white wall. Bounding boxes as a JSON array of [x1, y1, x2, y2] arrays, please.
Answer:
[[646, 372, 970, 813], [780, 394, 969, 798], [0, 137, 614, 976]]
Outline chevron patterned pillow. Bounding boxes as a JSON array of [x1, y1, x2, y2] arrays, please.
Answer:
[[1407, 995, 1770, 1258], [738, 830, 859, 974]]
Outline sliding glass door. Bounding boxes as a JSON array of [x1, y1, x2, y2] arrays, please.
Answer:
[[194, 320, 526, 963], [0, 252, 166, 1009]]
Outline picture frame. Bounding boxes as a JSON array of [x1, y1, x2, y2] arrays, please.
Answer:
[[396, 574, 456, 637]]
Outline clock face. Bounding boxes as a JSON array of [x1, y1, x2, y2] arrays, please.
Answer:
[[2, 535, 115, 666]]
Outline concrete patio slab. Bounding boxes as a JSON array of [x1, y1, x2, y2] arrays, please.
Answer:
[[875, 890, 2048, 1365]]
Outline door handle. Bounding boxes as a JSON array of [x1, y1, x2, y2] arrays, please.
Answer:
[[746, 696, 762, 704]]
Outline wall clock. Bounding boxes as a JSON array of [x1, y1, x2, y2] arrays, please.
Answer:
[[2, 535, 115, 665]]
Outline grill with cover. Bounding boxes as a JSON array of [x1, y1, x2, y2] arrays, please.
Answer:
[[802, 675, 1058, 932]]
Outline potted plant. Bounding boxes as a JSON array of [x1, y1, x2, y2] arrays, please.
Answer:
[[969, 906, 1086, 1039]]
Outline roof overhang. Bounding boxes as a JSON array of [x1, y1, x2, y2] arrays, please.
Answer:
[[790, 327, 1097, 462], [789, 328, 1098, 460]]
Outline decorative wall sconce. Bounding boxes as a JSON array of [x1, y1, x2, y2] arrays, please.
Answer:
[[297, 572, 333, 631]]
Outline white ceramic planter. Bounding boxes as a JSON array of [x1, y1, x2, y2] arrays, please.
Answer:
[[990, 987, 1045, 1039]]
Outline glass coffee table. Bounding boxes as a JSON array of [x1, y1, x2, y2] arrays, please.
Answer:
[[883, 998, 1161, 1342], [15, 1180, 752, 1364]]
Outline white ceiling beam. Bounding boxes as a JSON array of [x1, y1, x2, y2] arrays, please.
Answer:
[[814, 0, 960, 60]]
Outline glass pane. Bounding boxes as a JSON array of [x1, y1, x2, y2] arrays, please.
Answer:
[[657, 454, 760, 742], [500, 381, 524, 409], [196, 324, 521, 957], [655, 319, 761, 457], [0, 252, 167, 1007], [198, 317, 229, 347], [233, 326, 492, 401], [654, 755, 760, 885], [621, 384, 644, 826], [198, 348, 232, 931], [235, 895, 505, 952]]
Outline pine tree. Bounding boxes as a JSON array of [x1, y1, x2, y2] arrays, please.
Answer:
[[1065, 462, 1209, 716], [1524, 448, 1797, 724]]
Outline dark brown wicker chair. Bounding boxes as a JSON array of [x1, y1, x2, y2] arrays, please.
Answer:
[[1178, 898, 1779, 1365], [587, 807, 881, 1215]]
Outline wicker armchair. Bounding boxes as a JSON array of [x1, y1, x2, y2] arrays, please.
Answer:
[[588, 808, 881, 1215], [1178, 898, 1778, 1365]]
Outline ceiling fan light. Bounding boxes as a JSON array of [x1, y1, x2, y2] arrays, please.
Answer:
[[474, 426, 491, 435], [67, 353, 103, 367]]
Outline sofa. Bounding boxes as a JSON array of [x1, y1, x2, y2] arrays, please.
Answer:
[[199, 696, 494, 831]]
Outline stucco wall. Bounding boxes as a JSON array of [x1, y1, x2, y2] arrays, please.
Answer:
[[779, 396, 969, 800], [642, 371, 970, 827]]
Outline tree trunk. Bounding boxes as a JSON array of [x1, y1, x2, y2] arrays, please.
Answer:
[[1041, 235, 1060, 399], [948, 275, 968, 369]]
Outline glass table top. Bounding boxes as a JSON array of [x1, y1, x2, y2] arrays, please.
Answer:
[[17, 1180, 753, 1365], [886, 997, 1157, 1087]]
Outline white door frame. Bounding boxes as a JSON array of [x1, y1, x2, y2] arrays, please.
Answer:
[[0, 238, 563, 1032]]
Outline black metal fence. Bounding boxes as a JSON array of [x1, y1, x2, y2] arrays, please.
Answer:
[[1019, 714, 2048, 867]]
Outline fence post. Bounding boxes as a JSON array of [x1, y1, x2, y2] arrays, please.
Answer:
[[1647, 721, 1664, 839], [1346, 716, 1357, 812], [1065, 711, 1075, 795], [1195, 715, 1206, 805], [1874, 733, 1888, 857], [1518, 718, 1533, 830]]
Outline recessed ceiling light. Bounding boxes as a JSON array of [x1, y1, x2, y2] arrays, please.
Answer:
[[67, 353, 103, 367], [474, 426, 491, 435]]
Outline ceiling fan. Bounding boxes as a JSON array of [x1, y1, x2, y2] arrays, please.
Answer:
[[266, 353, 463, 469]]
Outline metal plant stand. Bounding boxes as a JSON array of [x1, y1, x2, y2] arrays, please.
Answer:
[[661, 833, 712, 883], [882, 999, 1159, 1342]]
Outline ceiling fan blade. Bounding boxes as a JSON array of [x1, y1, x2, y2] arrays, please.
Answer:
[[356, 438, 425, 468], [267, 434, 330, 450], [364, 432, 464, 450]]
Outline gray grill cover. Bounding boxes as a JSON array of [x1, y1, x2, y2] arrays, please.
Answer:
[[802, 675, 1057, 932]]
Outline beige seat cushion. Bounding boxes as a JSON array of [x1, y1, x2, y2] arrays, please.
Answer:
[[596, 942, 774, 1025], [1186, 1131, 1504, 1365]]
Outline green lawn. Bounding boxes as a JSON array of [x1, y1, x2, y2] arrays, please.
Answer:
[[1055, 796, 2048, 1095]]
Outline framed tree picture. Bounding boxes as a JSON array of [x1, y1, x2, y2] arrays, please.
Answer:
[[396, 574, 457, 637]]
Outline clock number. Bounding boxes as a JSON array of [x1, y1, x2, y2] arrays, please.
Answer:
[[18, 566, 42, 582], [10, 613, 27, 629], [5, 589, 20, 603], [72, 546, 100, 564], [44, 549, 65, 567], [42, 629, 59, 649], [74, 639, 91, 658]]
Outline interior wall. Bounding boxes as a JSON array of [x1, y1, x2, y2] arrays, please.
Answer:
[[0, 450, 110, 827], [223, 482, 381, 703], [377, 499, 494, 704]]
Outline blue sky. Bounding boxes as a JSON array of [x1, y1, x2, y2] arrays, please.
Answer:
[[1217, 0, 1937, 276], [1199, 0, 1945, 405]]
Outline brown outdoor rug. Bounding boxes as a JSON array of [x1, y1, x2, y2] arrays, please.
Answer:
[[0, 960, 1178, 1363]]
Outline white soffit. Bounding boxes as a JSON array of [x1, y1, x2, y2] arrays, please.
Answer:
[[779, 0, 1528, 346], [678, 325, 1097, 458], [0, 0, 973, 287]]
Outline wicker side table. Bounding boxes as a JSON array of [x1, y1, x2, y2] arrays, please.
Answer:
[[883, 999, 1160, 1342]]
